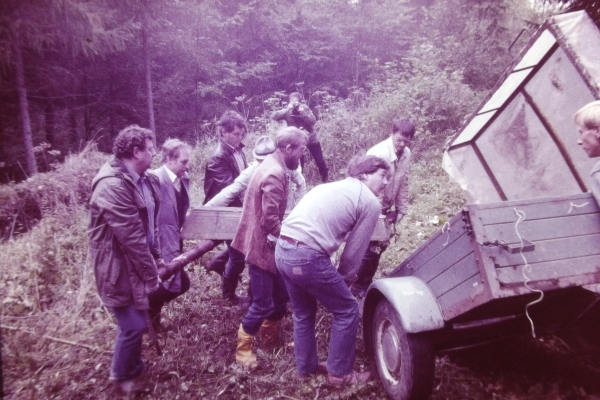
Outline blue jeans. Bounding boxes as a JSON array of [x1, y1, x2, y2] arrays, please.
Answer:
[[223, 241, 246, 281], [241, 264, 289, 335], [110, 305, 147, 381], [275, 239, 359, 376]]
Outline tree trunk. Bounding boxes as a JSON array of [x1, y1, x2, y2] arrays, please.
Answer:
[[12, 28, 37, 176], [142, 0, 156, 136]]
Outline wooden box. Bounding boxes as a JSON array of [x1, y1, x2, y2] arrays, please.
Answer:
[[391, 192, 600, 321]]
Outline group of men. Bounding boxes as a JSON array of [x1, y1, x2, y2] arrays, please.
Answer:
[[88, 93, 415, 393]]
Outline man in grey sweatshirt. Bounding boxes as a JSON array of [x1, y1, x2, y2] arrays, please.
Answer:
[[275, 154, 389, 386]]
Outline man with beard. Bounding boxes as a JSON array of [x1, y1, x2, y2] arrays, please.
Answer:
[[231, 127, 308, 367]]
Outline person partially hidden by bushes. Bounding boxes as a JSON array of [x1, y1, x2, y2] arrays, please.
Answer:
[[148, 139, 192, 331], [275, 154, 388, 386], [88, 125, 163, 395], [271, 92, 329, 182], [575, 101, 600, 205]]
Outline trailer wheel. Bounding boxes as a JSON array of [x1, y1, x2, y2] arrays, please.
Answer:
[[372, 299, 435, 400]]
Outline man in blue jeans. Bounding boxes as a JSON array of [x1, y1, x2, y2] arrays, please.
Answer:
[[231, 127, 308, 367], [276, 154, 389, 386], [89, 125, 162, 394]]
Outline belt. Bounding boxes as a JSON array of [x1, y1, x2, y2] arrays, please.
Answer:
[[280, 235, 311, 248]]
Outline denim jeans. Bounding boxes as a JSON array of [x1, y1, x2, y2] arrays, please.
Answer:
[[275, 239, 359, 376], [223, 241, 246, 281], [110, 305, 147, 381], [353, 242, 388, 294], [241, 264, 289, 335]]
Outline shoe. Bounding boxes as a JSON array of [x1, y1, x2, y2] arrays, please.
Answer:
[[296, 361, 328, 380], [114, 378, 145, 395], [259, 319, 281, 352], [328, 370, 374, 387], [236, 324, 257, 368]]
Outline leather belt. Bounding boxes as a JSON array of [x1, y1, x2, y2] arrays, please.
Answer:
[[280, 235, 311, 248]]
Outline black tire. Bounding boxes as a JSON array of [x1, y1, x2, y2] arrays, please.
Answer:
[[372, 299, 435, 400]]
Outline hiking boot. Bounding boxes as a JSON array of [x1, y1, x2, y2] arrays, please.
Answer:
[[236, 324, 257, 368], [328, 370, 374, 387]]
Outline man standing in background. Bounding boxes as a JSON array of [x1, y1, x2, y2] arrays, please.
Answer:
[[232, 127, 308, 368], [149, 139, 191, 331], [89, 125, 161, 394], [351, 119, 415, 298], [203, 110, 248, 303], [271, 92, 329, 182]]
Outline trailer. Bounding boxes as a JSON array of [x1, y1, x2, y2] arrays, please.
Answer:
[[362, 11, 600, 400]]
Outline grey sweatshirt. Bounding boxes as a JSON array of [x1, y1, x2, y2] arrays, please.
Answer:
[[280, 177, 381, 281]]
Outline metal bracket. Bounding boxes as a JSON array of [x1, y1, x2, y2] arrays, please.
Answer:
[[505, 238, 535, 253]]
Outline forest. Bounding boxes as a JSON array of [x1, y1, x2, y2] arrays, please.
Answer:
[[4, 0, 600, 399]]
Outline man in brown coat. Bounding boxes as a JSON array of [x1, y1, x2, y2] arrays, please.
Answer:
[[231, 126, 308, 367]]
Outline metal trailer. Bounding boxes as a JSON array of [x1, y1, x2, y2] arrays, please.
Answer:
[[362, 11, 600, 400]]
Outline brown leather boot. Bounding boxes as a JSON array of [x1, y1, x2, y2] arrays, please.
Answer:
[[259, 319, 280, 352], [236, 324, 257, 368]]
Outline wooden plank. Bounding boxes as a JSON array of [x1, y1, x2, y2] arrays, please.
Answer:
[[408, 233, 475, 283], [428, 252, 480, 297], [491, 232, 600, 267], [393, 213, 469, 276], [181, 207, 391, 241], [480, 213, 600, 245], [496, 254, 600, 285], [437, 274, 487, 320], [469, 192, 599, 226]]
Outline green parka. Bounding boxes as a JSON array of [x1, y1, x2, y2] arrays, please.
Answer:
[[88, 156, 160, 310]]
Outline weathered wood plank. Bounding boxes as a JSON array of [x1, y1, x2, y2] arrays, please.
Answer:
[[393, 213, 468, 276], [496, 254, 600, 285], [491, 232, 600, 267], [437, 274, 487, 321], [428, 252, 480, 297], [470, 192, 599, 226], [181, 207, 391, 241], [480, 213, 600, 245]]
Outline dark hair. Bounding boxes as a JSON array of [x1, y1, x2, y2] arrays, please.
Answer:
[[218, 110, 247, 134], [347, 154, 389, 179], [275, 127, 308, 149], [161, 138, 191, 164], [392, 119, 415, 139], [113, 125, 154, 159]]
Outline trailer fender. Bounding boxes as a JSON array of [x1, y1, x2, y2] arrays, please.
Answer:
[[364, 277, 444, 334]]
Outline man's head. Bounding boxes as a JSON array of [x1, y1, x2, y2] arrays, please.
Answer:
[[575, 101, 600, 158], [113, 125, 156, 174], [161, 138, 191, 178], [348, 154, 390, 196], [253, 136, 275, 162], [275, 127, 308, 170], [289, 92, 303, 104], [390, 119, 415, 154], [218, 110, 247, 149]]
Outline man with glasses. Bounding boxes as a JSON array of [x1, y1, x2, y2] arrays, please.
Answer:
[[350, 119, 415, 298]]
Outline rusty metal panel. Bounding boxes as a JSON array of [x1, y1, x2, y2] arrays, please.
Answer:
[[525, 47, 598, 189], [475, 93, 580, 200]]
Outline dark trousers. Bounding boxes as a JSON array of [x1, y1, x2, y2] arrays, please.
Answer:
[[353, 242, 388, 293], [302, 141, 329, 182], [148, 269, 191, 315]]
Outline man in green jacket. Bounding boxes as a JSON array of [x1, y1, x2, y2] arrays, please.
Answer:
[[88, 125, 162, 394]]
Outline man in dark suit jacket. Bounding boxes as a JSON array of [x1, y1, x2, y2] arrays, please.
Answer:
[[149, 139, 191, 330], [204, 110, 249, 303]]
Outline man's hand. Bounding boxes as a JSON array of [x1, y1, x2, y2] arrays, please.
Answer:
[[267, 233, 278, 249], [385, 210, 404, 225]]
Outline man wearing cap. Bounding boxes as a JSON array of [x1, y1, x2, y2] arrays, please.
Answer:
[[350, 119, 415, 298], [203, 110, 248, 303]]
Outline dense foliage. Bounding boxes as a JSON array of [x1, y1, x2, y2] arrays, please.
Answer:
[[0, 0, 540, 181]]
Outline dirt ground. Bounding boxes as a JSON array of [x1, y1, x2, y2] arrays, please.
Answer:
[[4, 250, 600, 400]]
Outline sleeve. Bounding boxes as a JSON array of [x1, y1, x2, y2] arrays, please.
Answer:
[[290, 168, 307, 203], [270, 107, 289, 122], [94, 181, 158, 288], [337, 198, 381, 283], [205, 154, 235, 192], [395, 172, 409, 216], [205, 166, 252, 207], [298, 105, 316, 125], [260, 173, 287, 237]]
